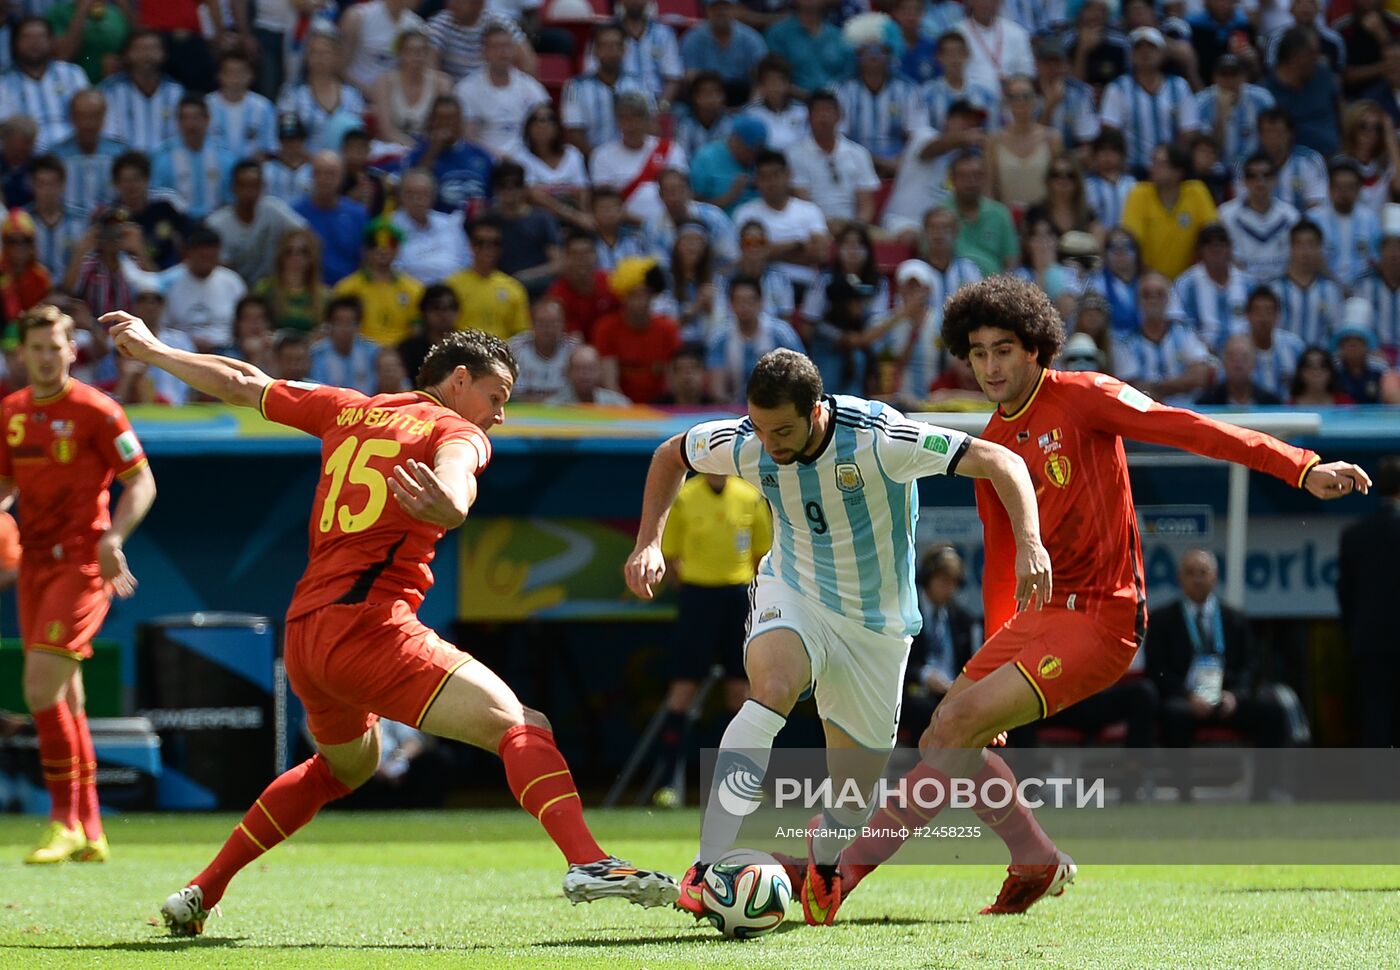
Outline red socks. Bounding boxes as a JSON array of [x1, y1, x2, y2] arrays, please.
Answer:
[[32, 704, 79, 830], [499, 724, 605, 866], [968, 753, 1058, 867], [70, 707, 103, 841], [193, 755, 351, 908]]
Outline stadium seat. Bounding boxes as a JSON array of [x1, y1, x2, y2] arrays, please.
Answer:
[[536, 53, 574, 98], [873, 239, 913, 275], [656, 0, 701, 23]]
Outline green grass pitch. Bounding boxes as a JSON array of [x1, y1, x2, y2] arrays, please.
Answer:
[[0, 809, 1397, 969]]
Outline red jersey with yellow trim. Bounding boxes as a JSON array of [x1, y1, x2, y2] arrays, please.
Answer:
[[260, 380, 491, 621], [976, 369, 1319, 641], [0, 379, 147, 558]]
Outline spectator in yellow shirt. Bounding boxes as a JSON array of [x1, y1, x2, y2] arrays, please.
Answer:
[[649, 473, 772, 806], [445, 214, 530, 340], [1121, 143, 1219, 279], [330, 218, 425, 347]]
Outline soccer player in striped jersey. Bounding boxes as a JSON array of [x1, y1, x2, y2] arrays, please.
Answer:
[[836, 41, 925, 176], [50, 91, 123, 216], [1315, 157, 1381, 291], [1098, 28, 1200, 174], [1173, 223, 1253, 351], [1270, 220, 1343, 348], [1193, 54, 1275, 171], [102, 314, 679, 936], [151, 96, 237, 219], [1218, 153, 1300, 281], [626, 348, 1052, 925], [832, 275, 1369, 918], [1083, 129, 1137, 230], [98, 30, 184, 154], [0, 17, 90, 151], [206, 51, 279, 163], [1239, 285, 1307, 398]]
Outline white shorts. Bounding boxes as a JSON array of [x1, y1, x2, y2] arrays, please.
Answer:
[[744, 577, 912, 751]]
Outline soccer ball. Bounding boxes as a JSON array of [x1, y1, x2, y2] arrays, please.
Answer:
[[700, 849, 792, 939]]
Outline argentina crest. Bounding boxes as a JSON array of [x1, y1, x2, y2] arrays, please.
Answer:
[[834, 462, 864, 492]]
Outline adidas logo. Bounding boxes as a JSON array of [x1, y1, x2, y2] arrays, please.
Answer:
[[761, 474, 778, 488]]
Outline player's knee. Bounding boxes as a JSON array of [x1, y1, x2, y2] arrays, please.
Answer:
[[21, 669, 63, 713], [925, 698, 981, 751], [746, 671, 802, 715], [324, 745, 379, 790]]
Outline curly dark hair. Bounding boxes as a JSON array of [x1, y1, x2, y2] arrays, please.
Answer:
[[940, 275, 1065, 367], [747, 349, 823, 414], [418, 329, 519, 388]]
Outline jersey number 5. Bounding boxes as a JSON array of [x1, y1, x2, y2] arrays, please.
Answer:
[[320, 435, 403, 534]]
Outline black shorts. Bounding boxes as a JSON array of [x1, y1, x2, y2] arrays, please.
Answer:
[[669, 583, 750, 682]]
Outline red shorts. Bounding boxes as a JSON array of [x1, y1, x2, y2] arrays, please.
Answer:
[[961, 607, 1138, 719], [284, 599, 473, 746], [19, 556, 110, 661]]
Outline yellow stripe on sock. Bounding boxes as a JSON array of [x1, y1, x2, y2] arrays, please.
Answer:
[[880, 806, 905, 827], [238, 822, 269, 853], [518, 769, 569, 805], [981, 807, 1015, 827], [256, 799, 290, 841], [41, 757, 78, 767], [535, 791, 578, 820], [43, 770, 80, 781]]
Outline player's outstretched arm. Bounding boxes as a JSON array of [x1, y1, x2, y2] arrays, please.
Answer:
[[955, 439, 1053, 611], [102, 311, 271, 410], [625, 433, 689, 600]]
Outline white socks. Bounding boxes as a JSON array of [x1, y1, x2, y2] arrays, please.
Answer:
[[698, 700, 787, 864]]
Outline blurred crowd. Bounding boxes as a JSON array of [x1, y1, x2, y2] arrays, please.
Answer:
[[1, 0, 1399, 408]]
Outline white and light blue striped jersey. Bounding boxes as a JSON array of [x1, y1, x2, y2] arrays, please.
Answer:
[[0, 61, 90, 150], [874, 305, 946, 399], [1232, 148, 1328, 211], [1041, 77, 1100, 150], [261, 157, 313, 203], [275, 83, 366, 152], [595, 231, 647, 272], [674, 111, 733, 163], [583, 21, 682, 99], [1001, 0, 1068, 33], [1217, 197, 1300, 281], [1349, 270, 1400, 356], [99, 73, 184, 153], [1314, 205, 1381, 290], [928, 257, 983, 300], [1112, 322, 1212, 405], [25, 203, 87, 278], [683, 396, 972, 636], [836, 76, 924, 160], [1099, 74, 1200, 171], [150, 138, 238, 218], [1173, 263, 1254, 351], [207, 91, 280, 161], [560, 72, 652, 152], [1193, 83, 1275, 170], [1234, 327, 1306, 398], [917, 77, 1001, 133], [1269, 273, 1343, 348], [1084, 173, 1137, 229], [50, 136, 125, 214], [704, 314, 805, 403]]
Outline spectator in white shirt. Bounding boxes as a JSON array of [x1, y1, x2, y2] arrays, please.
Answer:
[[589, 92, 689, 226], [956, 0, 1035, 93], [731, 150, 831, 291], [548, 343, 633, 405], [206, 160, 308, 286], [788, 89, 880, 234], [161, 226, 249, 352], [454, 24, 550, 158], [391, 168, 473, 284], [507, 296, 580, 401], [1218, 152, 1301, 281]]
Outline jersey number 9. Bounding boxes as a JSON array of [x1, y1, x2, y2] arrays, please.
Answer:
[[320, 435, 404, 534], [805, 501, 828, 535]]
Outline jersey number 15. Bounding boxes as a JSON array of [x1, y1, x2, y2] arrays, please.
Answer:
[[320, 435, 403, 534]]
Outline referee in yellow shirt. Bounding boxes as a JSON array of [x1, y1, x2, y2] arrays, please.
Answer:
[[652, 473, 772, 804]]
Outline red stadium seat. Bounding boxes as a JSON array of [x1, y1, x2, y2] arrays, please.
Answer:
[[656, 0, 700, 22], [590, 0, 611, 14], [535, 53, 574, 97], [873, 239, 913, 275]]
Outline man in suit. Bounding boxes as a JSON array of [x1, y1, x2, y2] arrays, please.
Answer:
[[1338, 455, 1400, 747], [898, 546, 980, 745], [1146, 549, 1295, 750]]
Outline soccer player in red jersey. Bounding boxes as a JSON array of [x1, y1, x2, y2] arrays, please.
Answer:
[[0, 305, 158, 865], [814, 276, 1371, 918], [101, 310, 678, 937]]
